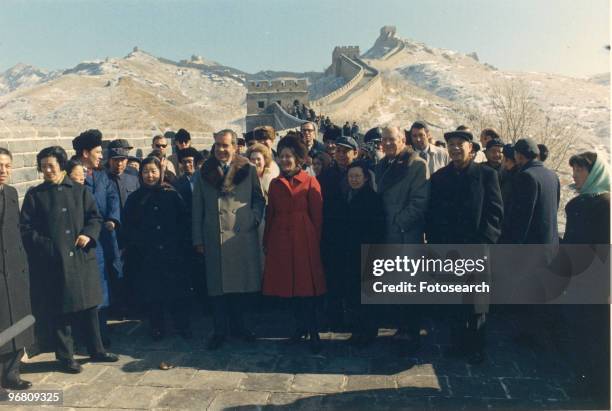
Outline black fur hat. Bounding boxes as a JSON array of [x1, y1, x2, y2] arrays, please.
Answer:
[[73, 129, 103, 153], [323, 125, 342, 142]]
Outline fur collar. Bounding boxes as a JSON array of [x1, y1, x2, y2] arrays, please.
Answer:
[[200, 155, 251, 193]]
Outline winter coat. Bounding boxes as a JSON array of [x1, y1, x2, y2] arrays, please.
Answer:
[[21, 176, 103, 315], [84, 169, 121, 307], [122, 184, 191, 303], [426, 161, 503, 245], [0, 185, 34, 355], [262, 170, 326, 297], [375, 148, 430, 244], [563, 193, 610, 244], [192, 155, 265, 296], [502, 160, 560, 245]]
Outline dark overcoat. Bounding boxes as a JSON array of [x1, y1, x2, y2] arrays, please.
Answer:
[[0, 185, 34, 355], [20, 176, 103, 314], [122, 185, 191, 303], [503, 160, 560, 245], [427, 161, 503, 245], [262, 170, 326, 298], [563, 193, 610, 244], [85, 169, 121, 306]]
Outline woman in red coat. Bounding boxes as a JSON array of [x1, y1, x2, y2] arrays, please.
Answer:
[[263, 135, 326, 353]]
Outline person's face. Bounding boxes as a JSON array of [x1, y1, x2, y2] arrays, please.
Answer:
[[237, 144, 246, 155], [324, 140, 337, 156], [142, 163, 161, 186], [480, 133, 492, 147], [214, 133, 236, 163], [312, 158, 323, 176], [572, 165, 589, 190], [0, 154, 12, 185], [109, 157, 127, 175], [279, 148, 298, 173], [69, 165, 85, 184], [485, 146, 504, 167], [249, 152, 265, 175], [348, 167, 367, 190], [127, 160, 140, 172], [335, 146, 357, 168], [153, 137, 168, 155], [382, 130, 405, 157], [447, 137, 472, 166], [301, 124, 316, 146], [503, 157, 516, 171], [83, 146, 103, 169], [181, 157, 196, 176], [40, 156, 62, 182], [411, 128, 429, 151], [175, 140, 191, 150]]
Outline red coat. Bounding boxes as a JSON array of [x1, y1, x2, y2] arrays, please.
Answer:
[[263, 170, 326, 297]]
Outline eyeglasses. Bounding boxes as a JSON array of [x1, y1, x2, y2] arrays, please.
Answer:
[[155, 144, 168, 148], [302, 128, 315, 133]]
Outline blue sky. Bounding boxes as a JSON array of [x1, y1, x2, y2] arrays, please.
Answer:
[[0, 0, 609, 77]]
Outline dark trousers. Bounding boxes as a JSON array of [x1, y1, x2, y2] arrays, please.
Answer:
[[211, 294, 249, 336], [54, 307, 105, 361], [0, 349, 23, 384], [449, 305, 487, 354], [293, 297, 321, 335], [149, 300, 190, 332]]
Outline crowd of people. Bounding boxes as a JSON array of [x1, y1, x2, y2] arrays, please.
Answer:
[[0, 121, 609, 399]]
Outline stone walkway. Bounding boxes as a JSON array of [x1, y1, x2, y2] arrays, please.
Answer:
[[0, 307, 608, 410]]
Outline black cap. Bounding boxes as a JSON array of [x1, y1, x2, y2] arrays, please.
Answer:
[[73, 129, 103, 152], [175, 128, 191, 142], [503, 144, 515, 160], [109, 147, 130, 159], [178, 147, 203, 163], [323, 125, 342, 142], [363, 127, 383, 143], [108, 139, 133, 150], [486, 139, 504, 150], [514, 138, 539, 158], [127, 156, 141, 164], [444, 130, 473, 142], [335, 136, 358, 151]]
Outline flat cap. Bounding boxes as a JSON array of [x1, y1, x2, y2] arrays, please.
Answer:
[[443, 130, 473, 142]]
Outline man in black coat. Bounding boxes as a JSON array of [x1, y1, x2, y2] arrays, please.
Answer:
[[0, 148, 34, 390], [301, 122, 325, 162], [21, 146, 118, 374], [426, 130, 503, 364]]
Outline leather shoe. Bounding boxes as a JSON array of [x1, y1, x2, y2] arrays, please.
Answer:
[[58, 359, 83, 374], [2, 378, 32, 390], [206, 334, 226, 351], [89, 352, 119, 363]]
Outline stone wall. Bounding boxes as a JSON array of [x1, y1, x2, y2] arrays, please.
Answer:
[[0, 128, 214, 200], [312, 55, 364, 107]]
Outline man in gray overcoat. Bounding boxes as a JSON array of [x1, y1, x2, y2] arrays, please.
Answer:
[[375, 126, 429, 355], [0, 148, 34, 390], [192, 129, 265, 350]]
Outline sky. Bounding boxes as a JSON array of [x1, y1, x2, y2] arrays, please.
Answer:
[[0, 0, 609, 77]]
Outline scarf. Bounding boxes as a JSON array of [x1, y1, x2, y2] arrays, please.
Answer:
[[579, 155, 610, 196]]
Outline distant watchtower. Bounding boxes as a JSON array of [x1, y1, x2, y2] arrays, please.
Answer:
[[246, 78, 309, 115], [330, 46, 361, 77]]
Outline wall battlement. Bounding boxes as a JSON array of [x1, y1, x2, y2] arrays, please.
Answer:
[[247, 79, 308, 93]]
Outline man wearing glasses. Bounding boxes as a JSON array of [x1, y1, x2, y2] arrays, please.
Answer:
[[151, 135, 177, 175], [300, 122, 326, 161]]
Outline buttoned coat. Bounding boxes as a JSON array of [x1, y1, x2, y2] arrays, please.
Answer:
[[375, 148, 430, 244], [20, 177, 103, 314], [262, 170, 326, 297], [0, 185, 34, 355], [192, 155, 265, 296]]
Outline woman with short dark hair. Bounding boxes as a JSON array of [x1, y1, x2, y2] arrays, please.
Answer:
[[21, 146, 118, 374], [262, 135, 326, 353], [122, 157, 192, 340]]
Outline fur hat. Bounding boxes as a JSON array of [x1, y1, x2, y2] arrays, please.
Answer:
[[73, 129, 103, 152], [178, 147, 203, 163]]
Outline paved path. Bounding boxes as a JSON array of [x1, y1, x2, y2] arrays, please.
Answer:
[[0, 308, 608, 410]]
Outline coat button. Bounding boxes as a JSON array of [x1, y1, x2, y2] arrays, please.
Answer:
[[58, 187, 63, 191], [153, 206, 159, 211], [62, 208, 67, 212], [65, 230, 71, 234], [158, 245, 164, 250], [69, 251, 74, 257], [156, 225, 161, 230]]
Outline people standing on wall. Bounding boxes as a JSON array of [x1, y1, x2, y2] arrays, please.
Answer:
[[350, 122, 360, 138], [426, 130, 503, 364], [375, 126, 429, 356], [262, 135, 326, 353], [407, 121, 450, 175], [500, 144, 518, 216], [72, 129, 122, 347], [253, 126, 278, 160], [483, 139, 505, 176], [192, 129, 265, 350], [0, 148, 34, 390], [343, 122, 351, 137], [167, 129, 191, 177], [148, 149, 177, 186], [21, 146, 119, 374], [122, 157, 192, 340], [66, 159, 85, 184], [301, 121, 326, 162], [323, 125, 341, 158], [151, 134, 177, 176], [363, 127, 385, 168]]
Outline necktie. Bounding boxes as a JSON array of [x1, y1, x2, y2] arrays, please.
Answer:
[[419, 151, 428, 161]]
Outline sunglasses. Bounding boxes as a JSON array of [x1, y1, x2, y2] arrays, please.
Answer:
[[155, 144, 168, 148]]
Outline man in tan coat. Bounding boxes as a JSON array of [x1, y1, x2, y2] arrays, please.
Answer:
[[192, 129, 265, 350]]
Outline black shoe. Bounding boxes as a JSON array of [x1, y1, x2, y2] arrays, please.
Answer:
[[231, 328, 256, 343], [2, 378, 32, 390], [179, 329, 193, 340], [58, 359, 83, 374], [309, 332, 322, 354], [89, 352, 119, 363], [206, 334, 226, 351]]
